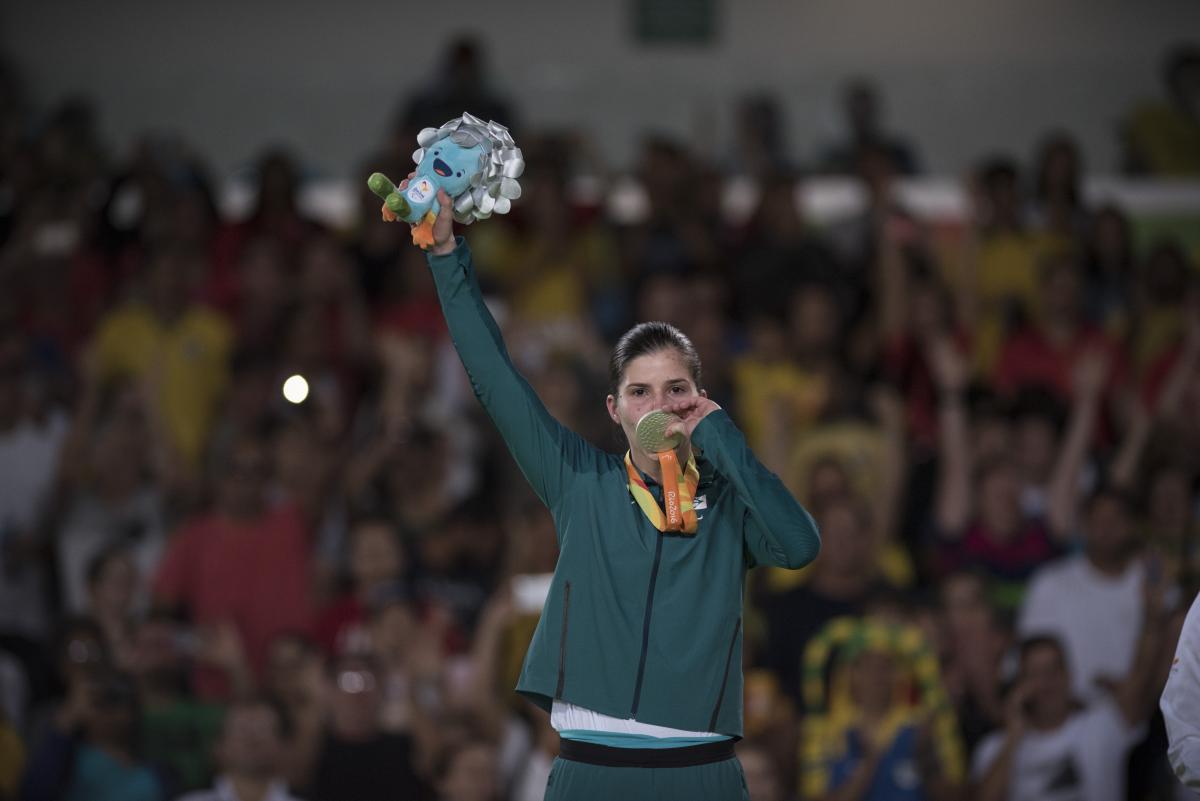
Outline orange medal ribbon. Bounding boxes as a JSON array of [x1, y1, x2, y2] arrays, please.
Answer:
[[624, 450, 700, 534]]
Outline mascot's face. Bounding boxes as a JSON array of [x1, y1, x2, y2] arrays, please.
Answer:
[[417, 142, 482, 198]]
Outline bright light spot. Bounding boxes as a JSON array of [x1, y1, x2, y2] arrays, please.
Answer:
[[282, 374, 309, 404]]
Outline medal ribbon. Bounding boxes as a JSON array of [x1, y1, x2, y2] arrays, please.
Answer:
[[624, 450, 700, 534]]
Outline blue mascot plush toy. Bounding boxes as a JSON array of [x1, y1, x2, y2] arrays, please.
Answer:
[[368, 112, 524, 248]]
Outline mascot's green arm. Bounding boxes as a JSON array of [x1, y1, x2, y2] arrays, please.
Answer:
[[367, 172, 397, 200]]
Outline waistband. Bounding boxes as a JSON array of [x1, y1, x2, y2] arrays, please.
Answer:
[[558, 736, 736, 768]]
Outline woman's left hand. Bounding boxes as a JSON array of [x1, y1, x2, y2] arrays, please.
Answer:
[[662, 397, 722, 439]]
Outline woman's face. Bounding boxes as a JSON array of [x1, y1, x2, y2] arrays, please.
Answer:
[[606, 348, 701, 455]]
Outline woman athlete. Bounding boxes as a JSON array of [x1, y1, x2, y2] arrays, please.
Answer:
[[400, 185, 820, 801]]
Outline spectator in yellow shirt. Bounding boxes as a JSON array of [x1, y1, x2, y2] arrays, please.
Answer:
[[959, 158, 1070, 376], [92, 244, 232, 469]]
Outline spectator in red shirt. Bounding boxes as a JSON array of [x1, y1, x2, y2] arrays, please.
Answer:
[[153, 433, 314, 699], [993, 254, 1128, 408]]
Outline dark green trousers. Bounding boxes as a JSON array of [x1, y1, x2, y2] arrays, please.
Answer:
[[543, 755, 748, 800]]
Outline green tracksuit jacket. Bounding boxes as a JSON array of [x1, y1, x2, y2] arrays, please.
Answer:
[[428, 238, 821, 737]]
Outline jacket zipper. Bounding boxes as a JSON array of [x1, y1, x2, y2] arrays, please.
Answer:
[[630, 533, 665, 716], [556, 581, 572, 698], [708, 618, 741, 730]]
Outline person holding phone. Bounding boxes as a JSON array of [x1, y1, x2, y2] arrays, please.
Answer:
[[971, 570, 1171, 801], [397, 184, 820, 800]]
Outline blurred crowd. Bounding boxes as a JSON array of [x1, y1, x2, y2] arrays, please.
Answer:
[[0, 35, 1199, 801]]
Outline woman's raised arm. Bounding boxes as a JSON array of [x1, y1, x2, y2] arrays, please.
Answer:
[[422, 191, 602, 509]]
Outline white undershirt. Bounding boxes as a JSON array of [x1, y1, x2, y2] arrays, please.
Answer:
[[550, 700, 721, 738]]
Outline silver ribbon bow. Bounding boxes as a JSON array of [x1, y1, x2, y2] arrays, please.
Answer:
[[412, 112, 525, 224]]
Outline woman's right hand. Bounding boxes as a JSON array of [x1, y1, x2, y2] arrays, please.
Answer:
[[429, 189, 457, 256], [397, 173, 456, 256]]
